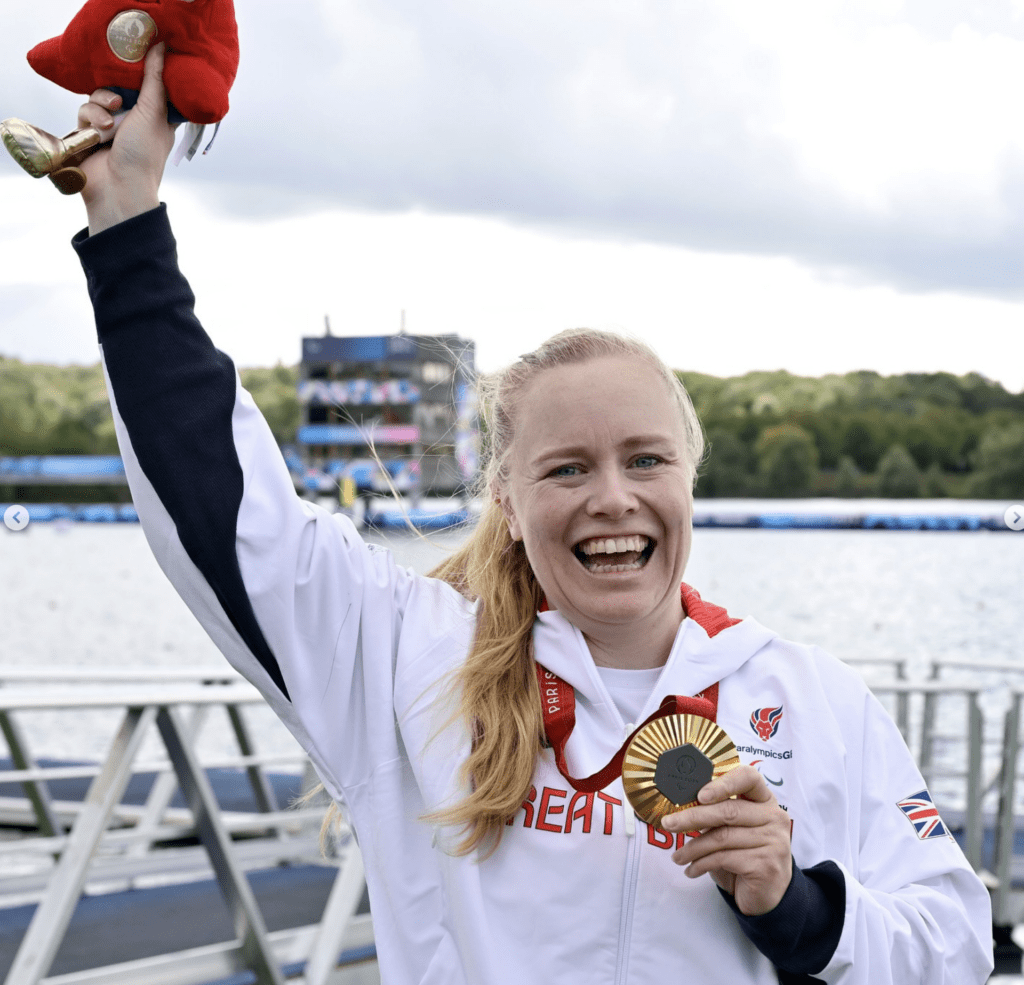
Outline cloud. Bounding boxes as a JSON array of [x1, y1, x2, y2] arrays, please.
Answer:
[[2, 1, 1024, 301]]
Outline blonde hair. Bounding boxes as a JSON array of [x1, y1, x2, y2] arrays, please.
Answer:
[[424, 328, 704, 856]]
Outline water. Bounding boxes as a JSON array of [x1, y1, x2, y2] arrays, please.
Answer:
[[0, 520, 1021, 767]]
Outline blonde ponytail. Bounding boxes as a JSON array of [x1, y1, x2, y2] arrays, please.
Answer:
[[423, 502, 544, 855]]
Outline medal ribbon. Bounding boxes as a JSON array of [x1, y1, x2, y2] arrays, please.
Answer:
[[535, 582, 738, 794], [536, 666, 718, 794]]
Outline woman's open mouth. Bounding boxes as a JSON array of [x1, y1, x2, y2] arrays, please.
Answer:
[[573, 535, 655, 573]]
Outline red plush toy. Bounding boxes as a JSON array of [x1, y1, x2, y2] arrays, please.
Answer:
[[1, 0, 239, 194]]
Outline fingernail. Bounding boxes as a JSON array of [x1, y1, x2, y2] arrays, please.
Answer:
[[101, 119, 114, 129], [698, 787, 713, 803]]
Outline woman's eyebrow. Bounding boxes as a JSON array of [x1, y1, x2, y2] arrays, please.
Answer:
[[532, 434, 676, 463], [619, 434, 676, 450]]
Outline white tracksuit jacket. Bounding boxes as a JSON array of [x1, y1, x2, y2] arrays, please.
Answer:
[[74, 205, 993, 985]]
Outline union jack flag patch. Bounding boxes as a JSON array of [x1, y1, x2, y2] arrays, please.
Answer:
[[897, 789, 949, 840]]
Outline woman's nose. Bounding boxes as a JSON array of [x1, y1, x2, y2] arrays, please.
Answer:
[[586, 469, 638, 517]]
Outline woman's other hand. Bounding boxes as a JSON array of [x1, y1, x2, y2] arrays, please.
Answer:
[[663, 765, 793, 916], [77, 43, 177, 235]]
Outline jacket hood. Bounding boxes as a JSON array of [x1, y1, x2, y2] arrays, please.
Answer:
[[535, 607, 777, 702], [533, 586, 778, 772]]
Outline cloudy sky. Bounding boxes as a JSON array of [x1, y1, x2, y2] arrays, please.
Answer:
[[1, 0, 1022, 388]]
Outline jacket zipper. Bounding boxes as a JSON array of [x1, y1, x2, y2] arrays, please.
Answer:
[[615, 725, 641, 985]]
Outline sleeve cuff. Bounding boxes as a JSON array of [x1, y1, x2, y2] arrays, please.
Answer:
[[72, 203, 173, 272], [720, 858, 846, 976]]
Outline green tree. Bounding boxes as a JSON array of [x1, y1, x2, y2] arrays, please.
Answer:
[[755, 424, 819, 497], [840, 418, 885, 471], [876, 444, 922, 498], [696, 429, 754, 497], [923, 462, 949, 498], [835, 455, 862, 497], [970, 423, 1024, 498], [239, 364, 301, 445]]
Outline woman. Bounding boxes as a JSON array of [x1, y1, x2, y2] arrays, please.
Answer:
[[69, 46, 993, 984]]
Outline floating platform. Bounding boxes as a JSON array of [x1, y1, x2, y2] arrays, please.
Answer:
[[0, 762, 374, 982], [0, 864, 372, 982]]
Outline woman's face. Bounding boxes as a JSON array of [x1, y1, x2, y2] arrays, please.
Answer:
[[500, 354, 694, 657]]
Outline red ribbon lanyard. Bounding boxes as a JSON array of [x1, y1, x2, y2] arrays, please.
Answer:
[[533, 584, 738, 794], [536, 663, 720, 794]]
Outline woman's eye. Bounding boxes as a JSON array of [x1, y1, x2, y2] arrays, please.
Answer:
[[632, 455, 661, 469], [549, 464, 582, 478]]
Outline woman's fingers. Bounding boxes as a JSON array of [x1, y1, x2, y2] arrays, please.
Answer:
[[662, 765, 793, 915], [77, 90, 122, 130], [682, 845, 793, 894], [76, 103, 117, 136], [702, 764, 773, 805], [662, 765, 774, 833], [90, 89, 122, 111], [136, 42, 168, 119], [671, 811, 789, 865]]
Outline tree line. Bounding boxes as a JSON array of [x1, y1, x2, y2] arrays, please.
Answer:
[[1, 356, 1022, 499], [681, 368, 1024, 498]]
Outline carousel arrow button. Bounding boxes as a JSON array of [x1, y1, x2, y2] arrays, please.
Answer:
[[4, 505, 29, 531]]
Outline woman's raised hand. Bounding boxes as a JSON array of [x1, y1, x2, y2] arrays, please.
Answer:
[[77, 43, 177, 235], [662, 765, 794, 916]]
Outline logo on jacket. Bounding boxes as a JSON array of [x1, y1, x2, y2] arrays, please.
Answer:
[[749, 760, 783, 786], [897, 789, 949, 840], [750, 705, 784, 742]]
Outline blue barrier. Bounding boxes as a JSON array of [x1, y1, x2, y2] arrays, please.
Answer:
[[36, 456, 125, 478], [2, 504, 137, 524], [863, 514, 983, 531], [758, 513, 855, 529], [76, 504, 119, 523], [365, 508, 471, 531], [693, 514, 760, 528], [689, 512, 1005, 531], [0, 456, 125, 479]]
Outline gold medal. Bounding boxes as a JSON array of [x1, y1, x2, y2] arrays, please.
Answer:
[[622, 714, 739, 829], [107, 11, 159, 63]]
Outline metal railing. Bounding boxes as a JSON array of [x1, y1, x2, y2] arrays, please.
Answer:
[[0, 667, 372, 985], [862, 656, 1024, 927]]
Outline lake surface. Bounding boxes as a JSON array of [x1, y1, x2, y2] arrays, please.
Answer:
[[0, 519, 1021, 773]]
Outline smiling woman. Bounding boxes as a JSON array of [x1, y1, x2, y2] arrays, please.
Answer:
[[62, 44, 994, 985]]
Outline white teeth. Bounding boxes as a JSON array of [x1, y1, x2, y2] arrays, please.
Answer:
[[585, 560, 644, 573], [579, 536, 649, 555]]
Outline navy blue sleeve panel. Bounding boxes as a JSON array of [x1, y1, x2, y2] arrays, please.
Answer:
[[720, 859, 846, 979], [72, 205, 289, 702]]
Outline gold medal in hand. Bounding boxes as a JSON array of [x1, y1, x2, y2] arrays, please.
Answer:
[[622, 714, 739, 829]]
